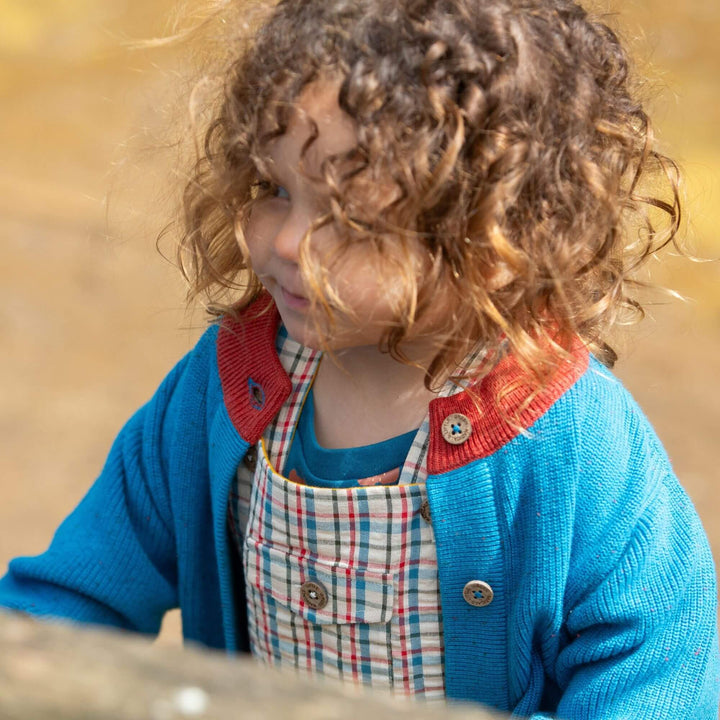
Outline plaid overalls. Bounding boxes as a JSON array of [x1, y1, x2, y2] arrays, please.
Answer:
[[229, 331, 478, 698]]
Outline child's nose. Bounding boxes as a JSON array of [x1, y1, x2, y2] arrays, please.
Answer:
[[272, 209, 310, 263]]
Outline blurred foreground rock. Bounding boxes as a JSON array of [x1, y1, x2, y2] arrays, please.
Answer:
[[0, 612, 504, 720]]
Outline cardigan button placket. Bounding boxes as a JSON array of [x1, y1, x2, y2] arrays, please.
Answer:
[[441, 413, 472, 445], [462, 580, 494, 607]]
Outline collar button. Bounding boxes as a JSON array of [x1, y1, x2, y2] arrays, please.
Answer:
[[441, 413, 472, 445]]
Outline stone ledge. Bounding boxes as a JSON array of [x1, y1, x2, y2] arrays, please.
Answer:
[[0, 612, 504, 720]]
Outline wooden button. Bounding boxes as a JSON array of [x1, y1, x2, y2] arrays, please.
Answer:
[[462, 580, 493, 607], [419, 499, 432, 523], [300, 581, 328, 610], [441, 413, 472, 445]]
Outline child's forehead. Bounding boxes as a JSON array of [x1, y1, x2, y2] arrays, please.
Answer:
[[257, 78, 358, 168]]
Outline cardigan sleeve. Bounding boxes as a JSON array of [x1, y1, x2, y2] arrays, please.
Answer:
[[494, 359, 720, 719], [538, 472, 719, 719], [0, 336, 208, 635]]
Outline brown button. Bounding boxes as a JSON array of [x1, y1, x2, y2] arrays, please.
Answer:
[[419, 499, 432, 523], [441, 413, 472, 445], [300, 581, 328, 610], [462, 580, 494, 607], [243, 445, 258, 471]]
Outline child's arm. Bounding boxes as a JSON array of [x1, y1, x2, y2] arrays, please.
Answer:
[[544, 476, 719, 719], [522, 380, 720, 718], [0, 328, 216, 636]]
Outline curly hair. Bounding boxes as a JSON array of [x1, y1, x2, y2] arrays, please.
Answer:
[[178, 0, 681, 390]]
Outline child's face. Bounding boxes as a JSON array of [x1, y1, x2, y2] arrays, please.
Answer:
[[238, 78, 425, 351]]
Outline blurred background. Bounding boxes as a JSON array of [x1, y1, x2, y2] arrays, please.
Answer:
[[0, 0, 718, 643]]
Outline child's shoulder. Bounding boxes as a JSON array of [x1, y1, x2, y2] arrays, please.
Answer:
[[534, 352, 674, 493], [549, 355, 713, 612], [558, 353, 670, 467], [533, 352, 693, 551], [479, 348, 680, 535]]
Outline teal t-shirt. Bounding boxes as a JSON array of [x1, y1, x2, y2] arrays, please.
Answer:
[[283, 388, 416, 488]]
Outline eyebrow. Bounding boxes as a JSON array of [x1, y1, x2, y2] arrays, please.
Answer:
[[252, 145, 334, 189]]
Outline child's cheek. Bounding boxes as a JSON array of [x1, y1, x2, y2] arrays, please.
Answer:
[[237, 203, 280, 265]]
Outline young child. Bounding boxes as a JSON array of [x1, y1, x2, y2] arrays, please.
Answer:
[[1, 0, 718, 717]]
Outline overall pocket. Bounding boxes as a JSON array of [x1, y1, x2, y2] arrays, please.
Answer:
[[243, 538, 396, 686]]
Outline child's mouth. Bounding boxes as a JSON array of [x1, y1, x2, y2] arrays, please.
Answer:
[[280, 285, 310, 311]]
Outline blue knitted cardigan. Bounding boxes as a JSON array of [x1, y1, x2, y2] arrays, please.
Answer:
[[1, 298, 718, 718]]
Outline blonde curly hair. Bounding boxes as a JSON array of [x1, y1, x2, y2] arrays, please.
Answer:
[[178, 0, 681, 389]]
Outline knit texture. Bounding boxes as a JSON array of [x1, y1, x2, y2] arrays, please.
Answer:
[[1, 298, 718, 718], [426, 339, 588, 473]]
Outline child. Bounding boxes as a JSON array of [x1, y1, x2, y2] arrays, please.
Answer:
[[1, 0, 718, 717]]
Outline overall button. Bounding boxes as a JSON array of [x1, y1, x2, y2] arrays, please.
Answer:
[[462, 580, 494, 607], [300, 581, 328, 610], [419, 499, 432, 523], [243, 445, 258, 471], [441, 413, 472, 445]]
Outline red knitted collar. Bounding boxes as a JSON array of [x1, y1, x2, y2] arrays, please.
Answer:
[[216, 294, 589, 474]]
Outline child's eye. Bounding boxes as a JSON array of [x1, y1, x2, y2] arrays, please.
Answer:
[[251, 180, 290, 201]]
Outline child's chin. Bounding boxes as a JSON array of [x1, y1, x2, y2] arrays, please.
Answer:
[[279, 315, 324, 350], [282, 320, 380, 354]]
